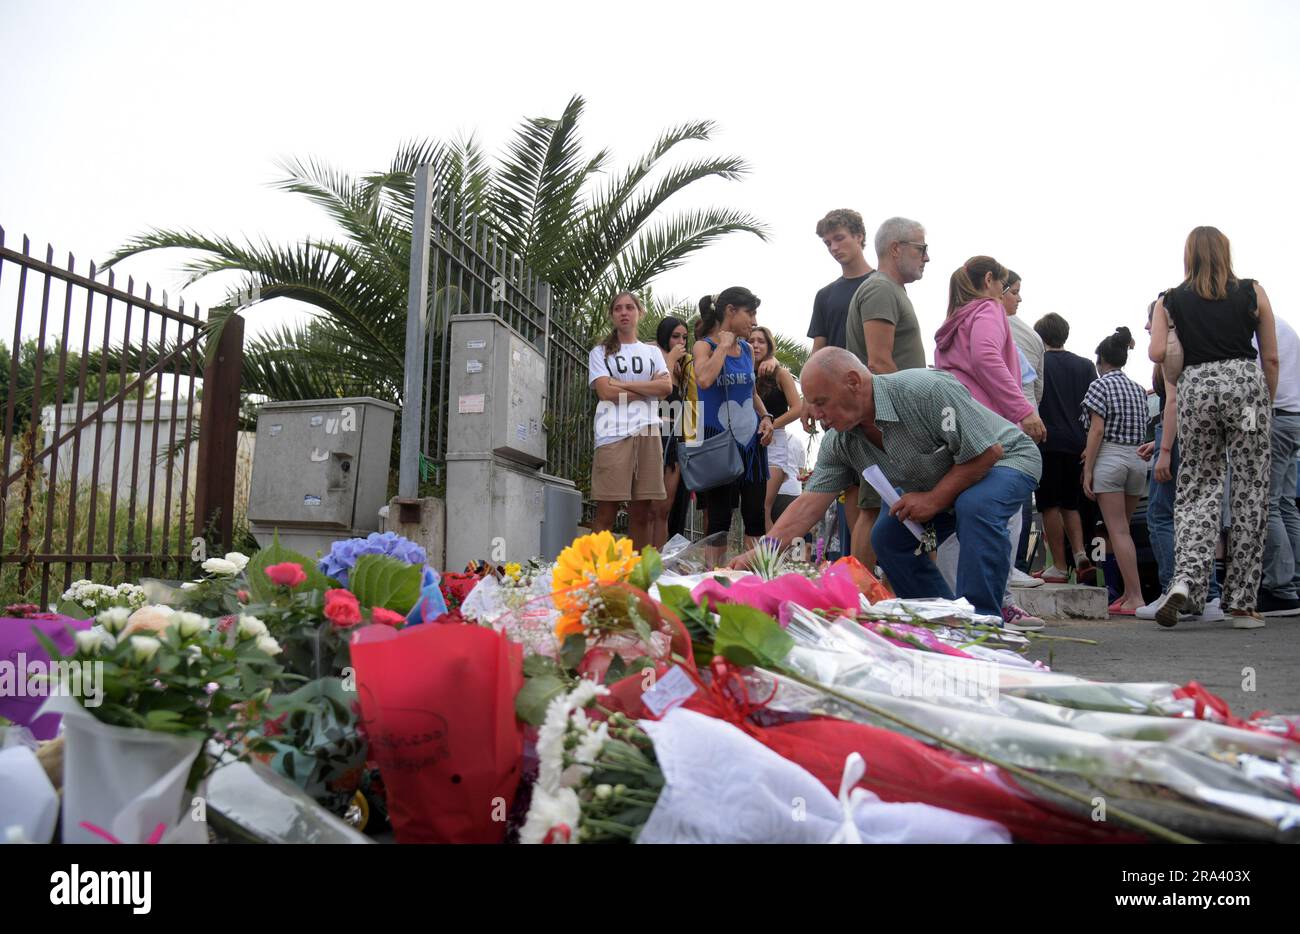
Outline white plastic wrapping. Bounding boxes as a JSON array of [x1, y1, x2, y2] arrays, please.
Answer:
[[42, 695, 208, 844], [637, 707, 1010, 844]]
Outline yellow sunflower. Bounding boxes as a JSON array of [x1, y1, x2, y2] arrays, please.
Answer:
[[551, 531, 640, 638]]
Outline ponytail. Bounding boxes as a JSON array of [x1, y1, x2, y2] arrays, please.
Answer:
[[697, 286, 761, 338], [1095, 326, 1135, 368]]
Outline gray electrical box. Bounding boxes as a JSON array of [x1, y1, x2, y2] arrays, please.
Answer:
[[247, 397, 398, 556], [446, 315, 547, 466]]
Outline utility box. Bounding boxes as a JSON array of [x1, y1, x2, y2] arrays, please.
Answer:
[[247, 397, 398, 557], [445, 455, 546, 568], [446, 315, 547, 466], [540, 477, 582, 560]]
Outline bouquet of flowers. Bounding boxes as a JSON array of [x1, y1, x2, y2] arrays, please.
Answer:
[[57, 581, 147, 618], [38, 603, 295, 843], [318, 532, 426, 587]]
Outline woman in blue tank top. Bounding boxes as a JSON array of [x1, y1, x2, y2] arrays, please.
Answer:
[[688, 286, 773, 567]]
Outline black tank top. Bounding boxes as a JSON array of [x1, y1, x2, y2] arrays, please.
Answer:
[[760, 378, 789, 420], [1165, 279, 1258, 368]]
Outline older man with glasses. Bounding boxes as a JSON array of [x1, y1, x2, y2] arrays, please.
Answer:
[[835, 216, 930, 571]]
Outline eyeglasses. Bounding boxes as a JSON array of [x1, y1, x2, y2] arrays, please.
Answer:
[[901, 241, 929, 258]]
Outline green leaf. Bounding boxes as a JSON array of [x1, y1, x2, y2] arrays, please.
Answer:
[[560, 633, 587, 671], [523, 655, 562, 678], [603, 653, 628, 684], [712, 604, 793, 670], [628, 546, 662, 591], [515, 674, 568, 726], [55, 600, 91, 620], [247, 530, 334, 602], [348, 554, 423, 614], [145, 709, 183, 726]]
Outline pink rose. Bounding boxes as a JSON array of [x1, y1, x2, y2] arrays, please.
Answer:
[[370, 607, 406, 627], [265, 562, 307, 589], [324, 589, 362, 628]]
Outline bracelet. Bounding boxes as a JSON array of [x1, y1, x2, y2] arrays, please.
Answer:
[[760, 414, 773, 423]]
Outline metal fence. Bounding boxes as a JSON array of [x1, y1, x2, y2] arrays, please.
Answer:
[[399, 168, 594, 500], [0, 226, 242, 605]]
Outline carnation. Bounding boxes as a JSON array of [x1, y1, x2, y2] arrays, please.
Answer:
[[324, 589, 363, 628], [265, 562, 307, 589], [318, 532, 426, 586]]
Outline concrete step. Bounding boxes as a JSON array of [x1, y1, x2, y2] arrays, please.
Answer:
[[1009, 582, 1110, 620]]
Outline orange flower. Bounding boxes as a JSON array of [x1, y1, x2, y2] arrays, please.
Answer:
[[550, 532, 640, 639]]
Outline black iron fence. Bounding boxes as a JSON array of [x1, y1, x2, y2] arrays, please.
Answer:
[[0, 226, 242, 605], [405, 195, 594, 494]]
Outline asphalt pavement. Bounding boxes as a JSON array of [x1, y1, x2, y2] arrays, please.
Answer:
[[1024, 614, 1300, 715]]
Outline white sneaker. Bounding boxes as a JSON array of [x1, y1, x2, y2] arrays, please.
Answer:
[[1001, 604, 1046, 632], [1136, 590, 1192, 622], [1192, 598, 1225, 623], [1155, 582, 1189, 628], [1009, 568, 1044, 588]]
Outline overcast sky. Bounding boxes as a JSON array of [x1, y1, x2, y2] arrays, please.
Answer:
[[3, 0, 1298, 418]]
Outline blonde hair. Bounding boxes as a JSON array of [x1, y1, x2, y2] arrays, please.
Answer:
[[1182, 226, 1237, 301]]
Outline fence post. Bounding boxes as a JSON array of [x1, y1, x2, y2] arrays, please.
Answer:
[[194, 314, 244, 554], [398, 165, 434, 503]]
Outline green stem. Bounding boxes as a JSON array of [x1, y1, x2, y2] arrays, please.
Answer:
[[767, 665, 1200, 845]]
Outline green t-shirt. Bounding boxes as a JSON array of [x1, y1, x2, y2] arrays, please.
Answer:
[[845, 274, 926, 371]]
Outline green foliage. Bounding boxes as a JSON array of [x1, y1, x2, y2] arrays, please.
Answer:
[[245, 530, 335, 603], [103, 96, 768, 415], [712, 603, 793, 669], [347, 554, 423, 614], [627, 545, 662, 592]]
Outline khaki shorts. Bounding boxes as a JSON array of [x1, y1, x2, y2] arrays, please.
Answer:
[[592, 433, 667, 502], [856, 482, 882, 510]]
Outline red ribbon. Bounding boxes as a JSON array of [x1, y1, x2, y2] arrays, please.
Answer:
[[541, 823, 572, 844], [1173, 681, 1300, 743], [79, 821, 168, 844]]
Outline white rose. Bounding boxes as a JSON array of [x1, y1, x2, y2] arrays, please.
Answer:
[[75, 630, 104, 655], [97, 606, 132, 634], [255, 635, 283, 656], [223, 552, 250, 573], [237, 615, 269, 639], [176, 612, 208, 637], [180, 582, 199, 591], [202, 557, 239, 576], [130, 635, 162, 663]]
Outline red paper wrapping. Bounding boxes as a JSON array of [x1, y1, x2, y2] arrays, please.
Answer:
[[351, 623, 524, 843]]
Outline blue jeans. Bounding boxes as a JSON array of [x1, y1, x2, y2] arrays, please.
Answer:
[[872, 466, 1036, 618], [1263, 413, 1300, 598], [1149, 423, 1220, 601], [1014, 495, 1034, 572]]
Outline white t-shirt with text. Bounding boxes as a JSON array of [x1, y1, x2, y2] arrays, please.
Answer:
[[588, 342, 668, 447]]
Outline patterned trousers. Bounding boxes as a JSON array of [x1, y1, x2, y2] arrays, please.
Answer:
[[1173, 358, 1271, 611]]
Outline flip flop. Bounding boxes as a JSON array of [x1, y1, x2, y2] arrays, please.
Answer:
[[1108, 599, 1138, 617]]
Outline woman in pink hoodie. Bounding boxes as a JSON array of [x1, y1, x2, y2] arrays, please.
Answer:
[[934, 256, 1047, 443], [934, 256, 1048, 630]]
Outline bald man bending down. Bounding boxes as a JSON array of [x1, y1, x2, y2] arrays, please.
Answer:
[[733, 348, 1042, 625]]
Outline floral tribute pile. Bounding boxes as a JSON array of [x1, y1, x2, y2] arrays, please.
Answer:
[[5, 529, 1300, 845]]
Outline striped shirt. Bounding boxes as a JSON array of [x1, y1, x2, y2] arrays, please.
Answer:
[[1080, 369, 1148, 445], [808, 369, 1042, 497]]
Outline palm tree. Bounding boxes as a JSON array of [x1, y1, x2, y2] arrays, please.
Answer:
[[103, 96, 768, 409]]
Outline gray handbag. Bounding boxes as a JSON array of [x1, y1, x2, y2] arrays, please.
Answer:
[[678, 360, 745, 493]]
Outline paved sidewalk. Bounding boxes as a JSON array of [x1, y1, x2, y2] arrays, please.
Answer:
[[1024, 615, 1300, 715]]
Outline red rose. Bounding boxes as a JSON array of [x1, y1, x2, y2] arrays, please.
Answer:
[[324, 588, 362, 628], [265, 562, 307, 589], [237, 590, 250, 603], [370, 607, 406, 627]]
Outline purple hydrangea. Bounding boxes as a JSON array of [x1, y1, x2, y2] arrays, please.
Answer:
[[318, 532, 427, 586]]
